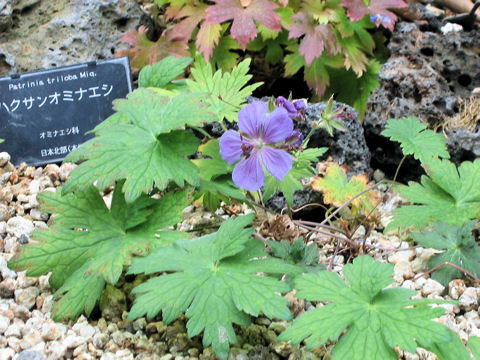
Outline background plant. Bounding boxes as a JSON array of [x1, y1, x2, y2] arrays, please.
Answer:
[[118, 0, 408, 118], [382, 117, 480, 232], [411, 221, 480, 286], [278, 255, 471, 360]]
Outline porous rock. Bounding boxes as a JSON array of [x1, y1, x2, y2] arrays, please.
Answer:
[[364, 22, 480, 179], [0, 0, 151, 76]]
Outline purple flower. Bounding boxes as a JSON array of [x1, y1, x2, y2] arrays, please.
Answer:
[[275, 96, 307, 119], [219, 101, 293, 191], [285, 130, 304, 146], [293, 100, 306, 112], [370, 14, 392, 27], [275, 96, 297, 117]]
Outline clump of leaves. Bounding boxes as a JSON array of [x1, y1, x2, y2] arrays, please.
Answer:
[[278, 255, 465, 360], [116, 25, 189, 72], [62, 88, 216, 202], [8, 183, 190, 320], [186, 57, 262, 123], [268, 237, 325, 284], [119, 0, 408, 117], [381, 117, 450, 163], [411, 221, 480, 286], [386, 158, 480, 232], [128, 214, 301, 360]]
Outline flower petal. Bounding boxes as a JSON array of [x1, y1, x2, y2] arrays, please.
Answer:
[[261, 147, 292, 182], [261, 107, 294, 143], [232, 151, 265, 191], [219, 130, 244, 164], [275, 96, 297, 117], [238, 101, 268, 138]]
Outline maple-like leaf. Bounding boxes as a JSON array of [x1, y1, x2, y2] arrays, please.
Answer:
[[205, 0, 281, 49], [196, 23, 222, 60], [116, 26, 189, 71], [411, 221, 480, 286], [63, 89, 216, 202], [186, 57, 262, 122], [165, 3, 208, 43], [8, 184, 190, 320], [278, 255, 457, 360], [311, 163, 380, 213], [138, 56, 192, 89], [338, 36, 370, 76], [128, 215, 300, 360], [381, 117, 450, 164], [263, 148, 327, 206], [209, 27, 242, 71], [288, 12, 339, 66], [386, 159, 480, 231], [341, 0, 408, 31]]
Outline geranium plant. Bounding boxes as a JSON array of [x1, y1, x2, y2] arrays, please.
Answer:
[[8, 57, 478, 360]]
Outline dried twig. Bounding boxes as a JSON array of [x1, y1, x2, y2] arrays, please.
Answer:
[[412, 262, 480, 283]]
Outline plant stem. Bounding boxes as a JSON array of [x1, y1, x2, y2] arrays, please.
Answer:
[[319, 180, 384, 226], [188, 125, 211, 139], [302, 127, 317, 147]]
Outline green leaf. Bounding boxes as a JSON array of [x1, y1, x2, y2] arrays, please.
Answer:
[[192, 139, 245, 211], [263, 148, 327, 206], [8, 184, 190, 320], [387, 159, 480, 231], [192, 139, 233, 181], [411, 221, 480, 286], [467, 337, 480, 358], [381, 117, 450, 163], [269, 238, 324, 274], [279, 255, 455, 360], [63, 88, 216, 202], [186, 57, 262, 122], [323, 59, 381, 120], [138, 56, 192, 88], [128, 215, 300, 360], [209, 29, 241, 71], [426, 328, 471, 360]]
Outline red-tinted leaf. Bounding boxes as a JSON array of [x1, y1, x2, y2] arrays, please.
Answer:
[[304, 56, 343, 97], [166, 4, 208, 42], [116, 26, 189, 72], [205, 0, 281, 49], [288, 12, 339, 66], [196, 23, 222, 60], [341, 0, 408, 31]]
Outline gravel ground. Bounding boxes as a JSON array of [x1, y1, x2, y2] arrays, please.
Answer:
[[0, 152, 479, 360]]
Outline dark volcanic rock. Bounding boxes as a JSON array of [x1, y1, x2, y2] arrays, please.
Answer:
[[364, 22, 480, 180], [0, 0, 151, 76], [297, 102, 370, 174]]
